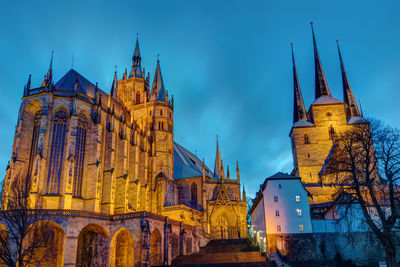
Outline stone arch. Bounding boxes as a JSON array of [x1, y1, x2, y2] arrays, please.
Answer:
[[24, 220, 65, 267], [150, 228, 162, 266], [185, 236, 192, 254], [171, 233, 179, 260], [210, 208, 238, 240], [109, 227, 134, 267], [20, 99, 43, 174], [76, 223, 110, 267]]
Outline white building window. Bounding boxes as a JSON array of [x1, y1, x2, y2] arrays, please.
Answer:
[[297, 208, 302, 216], [274, 196, 278, 202], [277, 225, 281, 232], [296, 195, 300, 202], [299, 224, 304, 231], [275, 210, 280, 217]]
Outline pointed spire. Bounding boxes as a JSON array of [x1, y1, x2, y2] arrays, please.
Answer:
[[311, 23, 331, 99], [214, 135, 223, 178], [337, 40, 361, 118], [24, 74, 31, 97], [108, 71, 117, 107], [150, 59, 166, 101], [242, 185, 247, 202], [130, 37, 142, 78], [42, 51, 54, 88], [236, 160, 240, 182], [227, 165, 230, 179], [291, 43, 308, 123]]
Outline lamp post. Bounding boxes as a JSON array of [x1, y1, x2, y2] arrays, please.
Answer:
[[279, 235, 284, 264]]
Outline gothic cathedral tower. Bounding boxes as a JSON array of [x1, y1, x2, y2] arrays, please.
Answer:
[[289, 24, 367, 204]]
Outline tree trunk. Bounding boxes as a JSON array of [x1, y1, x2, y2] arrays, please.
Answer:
[[385, 245, 397, 267]]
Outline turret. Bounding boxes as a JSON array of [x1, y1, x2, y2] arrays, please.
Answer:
[[108, 71, 118, 107], [242, 185, 247, 202], [130, 37, 142, 78]]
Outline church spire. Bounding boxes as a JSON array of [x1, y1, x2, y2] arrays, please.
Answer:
[[42, 51, 53, 88], [214, 136, 223, 178], [337, 40, 361, 118], [150, 59, 166, 102], [108, 71, 117, 107], [130, 37, 142, 78], [311, 23, 331, 99], [291, 43, 308, 123]]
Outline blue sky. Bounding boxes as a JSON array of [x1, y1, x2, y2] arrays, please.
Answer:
[[1, 0, 400, 198]]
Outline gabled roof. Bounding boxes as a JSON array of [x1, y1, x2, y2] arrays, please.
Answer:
[[54, 69, 97, 98], [266, 171, 299, 180], [311, 95, 343, 106], [173, 142, 213, 180]]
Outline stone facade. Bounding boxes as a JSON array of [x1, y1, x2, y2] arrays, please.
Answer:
[[1, 40, 247, 266]]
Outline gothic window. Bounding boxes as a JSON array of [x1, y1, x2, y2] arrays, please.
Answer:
[[149, 110, 152, 116], [136, 92, 140, 104], [329, 125, 335, 139], [191, 183, 197, 203], [160, 109, 163, 116], [304, 133, 310, 144], [274, 196, 278, 202], [73, 113, 88, 197], [275, 210, 280, 217], [47, 109, 68, 194], [277, 225, 281, 232], [296, 195, 301, 202], [28, 110, 42, 176], [299, 224, 304, 231]]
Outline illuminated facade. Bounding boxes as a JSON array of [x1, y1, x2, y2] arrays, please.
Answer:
[[2, 39, 247, 266], [289, 26, 368, 206]]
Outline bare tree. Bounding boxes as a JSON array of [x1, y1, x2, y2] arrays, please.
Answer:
[[0, 175, 56, 267], [324, 120, 400, 267]]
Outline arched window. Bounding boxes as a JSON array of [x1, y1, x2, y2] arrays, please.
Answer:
[[304, 133, 310, 144], [47, 109, 68, 194], [191, 183, 197, 203], [329, 125, 335, 139], [28, 110, 42, 176], [73, 113, 88, 197], [136, 92, 140, 104]]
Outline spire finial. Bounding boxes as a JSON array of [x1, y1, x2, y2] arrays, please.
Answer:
[[157, 53, 160, 62], [214, 135, 223, 178], [359, 100, 364, 118], [337, 40, 361, 118], [310, 23, 331, 99], [130, 37, 142, 78]]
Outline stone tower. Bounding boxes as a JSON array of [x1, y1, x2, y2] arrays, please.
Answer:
[[289, 24, 367, 204]]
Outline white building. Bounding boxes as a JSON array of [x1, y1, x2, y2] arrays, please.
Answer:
[[249, 172, 312, 250]]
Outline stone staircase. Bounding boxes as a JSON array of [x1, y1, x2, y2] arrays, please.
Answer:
[[171, 239, 270, 266]]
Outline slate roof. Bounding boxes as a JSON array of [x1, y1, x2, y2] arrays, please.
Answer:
[[54, 69, 97, 98], [173, 142, 213, 180], [311, 95, 343, 106], [347, 116, 368, 124]]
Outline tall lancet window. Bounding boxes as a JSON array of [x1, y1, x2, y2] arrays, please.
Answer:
[[73, 113, 88, 197], [28, 110, 42, 176], [191, 183, 197, 203], [47, 109, 68, 194]]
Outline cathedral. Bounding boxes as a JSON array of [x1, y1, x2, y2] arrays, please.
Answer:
[[1, 38, 247, 266]]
